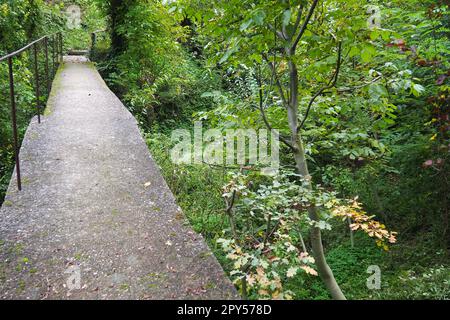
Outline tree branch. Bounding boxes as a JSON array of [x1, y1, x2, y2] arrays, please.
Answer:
[[291, 0, 320, 52], [298, 41, 342, 132], [290, 4, 304, 39], [336, 75, 382, 93], [257, 74, 297, 152], [268, 23, 286, 40], [262, 53, 289, 108]]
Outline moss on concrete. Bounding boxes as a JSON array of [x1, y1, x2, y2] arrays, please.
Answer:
[[43, 63, 66, 116]]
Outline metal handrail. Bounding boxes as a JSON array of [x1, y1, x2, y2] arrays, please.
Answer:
[[0, 32, 64, 191], [90, 29, 107, 59]]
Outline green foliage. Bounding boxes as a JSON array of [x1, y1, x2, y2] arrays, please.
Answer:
[[96, 0, 220, 131], [146, 132, 228, 235], [0, 0, 63, 53], [164, 0, 448, 299], [288, 239, 448, 300], [384, 266, 450, 300], [64, 0, 107, 51]]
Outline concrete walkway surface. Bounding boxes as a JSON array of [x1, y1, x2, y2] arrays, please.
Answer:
[[0, 56, 238, 300]]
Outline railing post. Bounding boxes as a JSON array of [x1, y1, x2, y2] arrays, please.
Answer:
[[44, 37, 50, 94], [33, 43, 41, 124], [7, 57, 22, 191], [52, 34, 56, 76], [59, 32, 63, 62], [91, 32, 96, 58]]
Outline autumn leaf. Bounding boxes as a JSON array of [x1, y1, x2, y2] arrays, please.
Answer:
[[301, 265, 318, 276], [286, 267, 298, 278]]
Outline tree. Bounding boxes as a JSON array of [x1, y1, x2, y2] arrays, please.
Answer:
[[103, 0, 131, 55], [175, 0, 369, 299]]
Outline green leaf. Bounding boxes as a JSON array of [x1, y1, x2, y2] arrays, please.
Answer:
[[369, 83, 388, 99], [219, 44, 238, 64], [252, 10, 266, 25], [411, 83, 425, 97], [361, 45, 377, 63], [348, 46, 360, 58], [249, 53, 262, 63], [240, 19, 252, 32], [381, 30, 392, 41], [370, 30, 380, 40]]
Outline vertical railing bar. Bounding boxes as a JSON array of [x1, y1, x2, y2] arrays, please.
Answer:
[[1, 33, 63, 192], [57, 33, 60, 62], [7, 57, 22, 191], [52, 34, 56, 77], [91, 32, 96, 59], [44, 37, 50, 94], [58, 33, 61, 62], [60, 32, 63, 62], [33, 43, 41, 124]]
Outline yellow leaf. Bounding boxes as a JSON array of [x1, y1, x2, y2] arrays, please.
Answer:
[[301, 265, 318, 276], [258, 289, 269, 296]]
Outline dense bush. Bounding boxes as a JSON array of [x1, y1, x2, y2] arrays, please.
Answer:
[[94, 0, 219, 132], [63, 0, 107, 51]]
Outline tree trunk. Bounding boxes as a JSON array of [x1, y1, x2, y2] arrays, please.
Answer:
[[108, 0, 129, 55], [287, 56, 346, 300]]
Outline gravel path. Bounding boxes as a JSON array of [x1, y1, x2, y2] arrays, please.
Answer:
[[0, 56, 238, 300]]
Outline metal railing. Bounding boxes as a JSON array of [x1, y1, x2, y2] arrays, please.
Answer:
[[0, 32, 64, 191], [90, 29, 108, 60]]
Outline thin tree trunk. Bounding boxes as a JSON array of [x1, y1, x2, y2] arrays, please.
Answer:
[[370, 183, 388, 223], [348, 217, 354, 248], [287, 57, 346, 300], [109, 0, 129, 55], [298, 229, 308, 253]]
